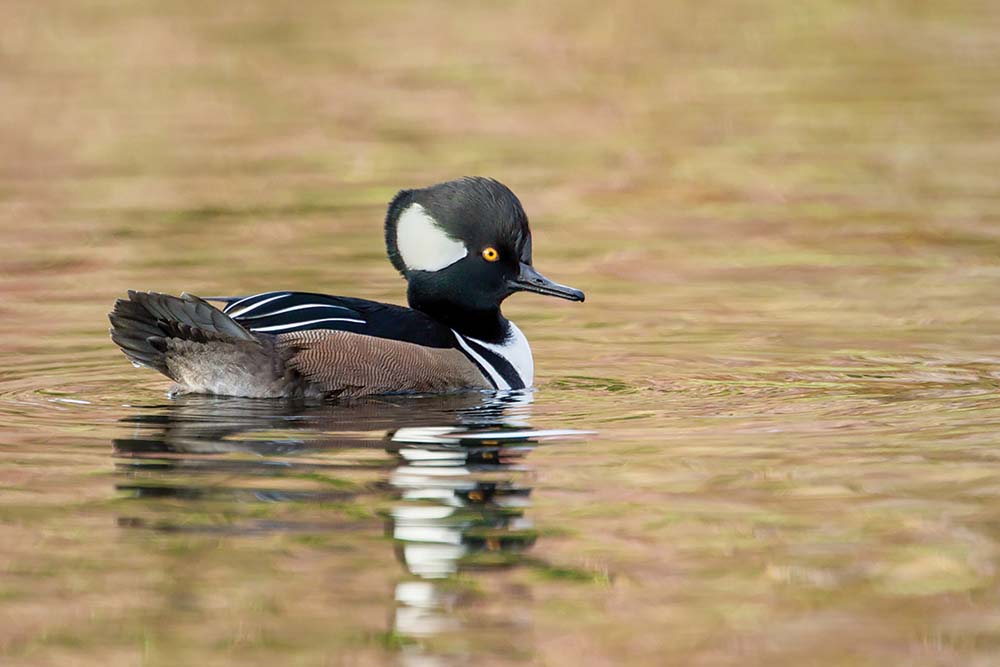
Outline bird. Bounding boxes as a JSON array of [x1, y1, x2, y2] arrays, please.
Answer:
[[108, 177, 585, 399]]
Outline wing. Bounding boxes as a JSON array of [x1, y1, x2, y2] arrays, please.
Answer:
[[275, 329, 491, 397], [212, 291, 457, 348]]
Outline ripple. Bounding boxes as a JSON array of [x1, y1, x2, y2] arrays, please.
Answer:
[[91, 388, 591, 663]]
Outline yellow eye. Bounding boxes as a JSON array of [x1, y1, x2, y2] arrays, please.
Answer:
[[481, 247, 499, 262]]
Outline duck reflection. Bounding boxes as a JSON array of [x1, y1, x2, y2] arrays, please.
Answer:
[[387, 425, 541, 652], [112, 391, 584, 661], [389, 426, 537, 578]]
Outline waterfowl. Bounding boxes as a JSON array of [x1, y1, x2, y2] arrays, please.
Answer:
[[109, 177, 584, 398]]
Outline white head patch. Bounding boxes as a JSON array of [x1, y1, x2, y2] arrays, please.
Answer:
[[395, 203, 468, 272]]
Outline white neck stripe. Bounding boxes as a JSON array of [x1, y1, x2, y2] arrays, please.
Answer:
[[452, 331, 510, 390], [462, 322, 534, 388]]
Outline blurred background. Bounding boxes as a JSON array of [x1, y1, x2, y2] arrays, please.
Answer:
[[2, 2, 1000, 666]]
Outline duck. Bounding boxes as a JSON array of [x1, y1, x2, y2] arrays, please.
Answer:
[[109, 177, 585, 399]]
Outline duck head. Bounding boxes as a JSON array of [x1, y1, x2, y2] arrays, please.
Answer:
[[385, 177, 584, 335]]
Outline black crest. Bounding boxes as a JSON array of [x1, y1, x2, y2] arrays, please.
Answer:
[[385, 177, 532, 276]]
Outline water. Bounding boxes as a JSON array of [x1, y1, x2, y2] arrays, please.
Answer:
[[3, 2, 1000, 665]]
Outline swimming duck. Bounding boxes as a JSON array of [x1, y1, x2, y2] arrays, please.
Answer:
[[109, 177, 584, 398]]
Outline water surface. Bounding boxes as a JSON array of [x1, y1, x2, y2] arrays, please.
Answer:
[[3, 2, 1000, 665]]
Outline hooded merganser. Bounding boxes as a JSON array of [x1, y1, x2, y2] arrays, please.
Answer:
[[109, 177, 585, 399]]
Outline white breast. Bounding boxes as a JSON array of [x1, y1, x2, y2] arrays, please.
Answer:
[[496, 321, 534, 388], [454, 321, 534, 390]]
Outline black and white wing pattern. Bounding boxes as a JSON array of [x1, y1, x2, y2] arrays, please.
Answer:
[[217, 291, 368, 335], [211, 291, 460, 349], [209, 291, 531, 390]]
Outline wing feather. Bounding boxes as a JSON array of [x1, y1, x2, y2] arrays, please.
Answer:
[[277, 329, 490, 397], [219, 291, 455, 349]]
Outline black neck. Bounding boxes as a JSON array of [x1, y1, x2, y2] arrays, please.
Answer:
[[408, 291, 509, 343]]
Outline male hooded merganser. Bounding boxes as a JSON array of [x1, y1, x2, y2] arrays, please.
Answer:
[[109, 177, 584, 399]]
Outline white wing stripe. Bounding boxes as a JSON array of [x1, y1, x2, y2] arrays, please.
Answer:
[[452, 331, 510, 390], [227, 293, 290, 318], [224, 290, 285, 313], [238, 303, 357, 320], [251, 317, 366, 333]]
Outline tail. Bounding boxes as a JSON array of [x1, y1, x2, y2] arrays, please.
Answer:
[[109, 290, 258, 379]]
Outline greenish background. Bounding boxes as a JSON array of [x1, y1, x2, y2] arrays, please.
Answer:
[[2, 2, 1000, 665]]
